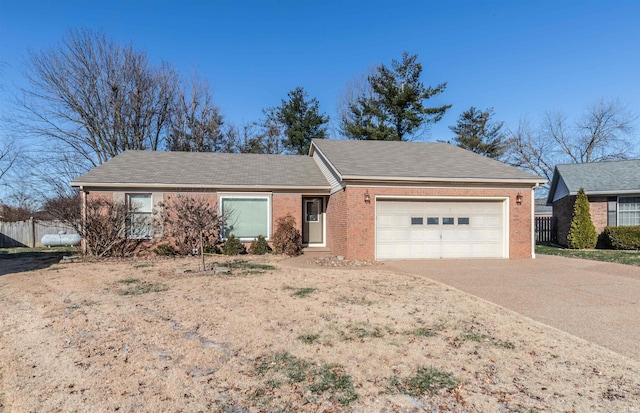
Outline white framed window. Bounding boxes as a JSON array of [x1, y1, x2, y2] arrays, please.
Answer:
[[618, 196, 640, 226], [221, 195, 270, 240], [126, 193, 153, 238]]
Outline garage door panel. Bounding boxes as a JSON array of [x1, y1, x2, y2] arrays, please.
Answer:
[[376, 200, 506, 259]]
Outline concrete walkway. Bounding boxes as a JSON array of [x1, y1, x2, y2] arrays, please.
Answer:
[[383, 255, 640, 360]]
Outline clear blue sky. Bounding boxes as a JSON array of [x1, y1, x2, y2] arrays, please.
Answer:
[[1, 0, 639, 142]]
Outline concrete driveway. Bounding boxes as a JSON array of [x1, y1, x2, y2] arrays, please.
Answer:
[[383, 255, 640, 360]]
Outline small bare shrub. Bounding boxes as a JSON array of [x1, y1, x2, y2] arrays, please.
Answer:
[[46, 194, 143, 257], [272, 214, 302, 256]]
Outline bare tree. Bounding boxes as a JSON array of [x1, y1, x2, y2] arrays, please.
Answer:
[[46, 193, 143, 257], [157, 194, 226, 270], [0, 139, 18, 183], [166, 76, 226, 152], [508, 99, 638, 183], [233, 108, 286, 154], [15, 29, 179, 171]]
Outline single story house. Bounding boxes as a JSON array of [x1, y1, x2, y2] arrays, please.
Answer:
[[547, 159, 640, 246], [71, 139, 545, 260]]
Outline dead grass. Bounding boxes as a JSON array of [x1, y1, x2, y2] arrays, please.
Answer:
[[0, 254, 639, 412]]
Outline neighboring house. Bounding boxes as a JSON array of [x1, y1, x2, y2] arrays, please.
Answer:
[[534, 199, 552, 217], [71, 139, 545, 260], [547, 160, 640, 246]]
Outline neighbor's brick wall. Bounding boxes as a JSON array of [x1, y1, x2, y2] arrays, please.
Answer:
[[326, 189, 347, 257], [553, 195, 608, 246], [334, 186, 534, 260], [86, 192, 114, 202], [589, 196, 608, 235]]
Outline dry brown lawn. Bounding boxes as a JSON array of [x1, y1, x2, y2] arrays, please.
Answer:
[[0, 254, 639, 412]]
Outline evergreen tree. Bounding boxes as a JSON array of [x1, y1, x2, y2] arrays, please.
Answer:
[[340, 52, 451, 141], [449, 107, 507, 159], [275, 87, 329, 155], [567, 188, 598, 249]]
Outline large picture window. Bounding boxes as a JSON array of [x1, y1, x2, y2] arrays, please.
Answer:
[[619, 197, 640, 226], [127, 193, 153, 238], [221, 196, 270, 239]]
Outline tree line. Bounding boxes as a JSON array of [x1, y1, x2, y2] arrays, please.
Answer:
[[1, 28, 638, 212]]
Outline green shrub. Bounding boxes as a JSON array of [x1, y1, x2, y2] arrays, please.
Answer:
[[153, 244, 176, 256], [567, 188, 598, 249], [222, 234, 245, 256], [203, 244, 222, 254], [272, 214, 302, 256], [601, 226, 640, 250], [248, 235, 271, 255]]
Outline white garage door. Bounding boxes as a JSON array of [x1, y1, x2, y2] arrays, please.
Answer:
[[376, 199, 506, 259]]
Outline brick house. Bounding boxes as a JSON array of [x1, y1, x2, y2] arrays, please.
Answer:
[[71, 139, 545, 260], [546, 160, 640, 246]]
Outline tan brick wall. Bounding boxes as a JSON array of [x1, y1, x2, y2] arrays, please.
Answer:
[[553, 195, 608, 246], [332, 186, 534, 260]]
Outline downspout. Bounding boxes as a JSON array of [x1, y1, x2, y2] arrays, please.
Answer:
[[81, 188, 87, 255], [531, 184, 538, 259]]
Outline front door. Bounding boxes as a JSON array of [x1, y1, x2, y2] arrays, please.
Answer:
[[303, 197, 324, 245]]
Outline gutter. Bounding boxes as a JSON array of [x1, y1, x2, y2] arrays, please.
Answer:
[[341, 175, 547, 186], [70, 182, 332, 191]]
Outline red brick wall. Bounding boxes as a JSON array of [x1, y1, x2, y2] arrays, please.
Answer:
[[86, 192, 113, 202], [326, 189, 347, 257], [272, 193, 302, 235], [327, 186, 534, 260], [589, 196, 608, 234], [553, 195, 608, 246]]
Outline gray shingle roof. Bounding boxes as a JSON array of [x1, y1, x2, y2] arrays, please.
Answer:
[[535, 198, 553, 215], [71, 151, 331, 189], [311, 139, 543, 182], [549, 159, 640, 199]]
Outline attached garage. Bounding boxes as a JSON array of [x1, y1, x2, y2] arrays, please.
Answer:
[[376, 198, 508, 260]]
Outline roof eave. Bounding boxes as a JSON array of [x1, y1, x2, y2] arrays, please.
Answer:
[[568, 189, 640, 196], [341, 175, 547, 186], [71, 182, 331, 191], [308, 142, 344, 180]]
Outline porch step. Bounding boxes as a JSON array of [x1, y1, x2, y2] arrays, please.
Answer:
[[302, 247, 331, 256]]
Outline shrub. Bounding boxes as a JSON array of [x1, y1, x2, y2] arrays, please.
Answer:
[[153, 244, 176, 256], [601, 226, 640, 250], [567, 188, 598, 249], [248, 234, 271, 255], [223, 234, 245, 256], [157, 194, 224, 256], [203, 244, 222, 254], [272, 214, 302, 256]]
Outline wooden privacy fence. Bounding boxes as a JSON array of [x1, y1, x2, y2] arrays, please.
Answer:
[[535, 216, 556, 244], [0, 218, 78, 248]]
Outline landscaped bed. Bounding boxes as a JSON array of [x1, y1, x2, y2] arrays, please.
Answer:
[[1, 254, 638, 412]]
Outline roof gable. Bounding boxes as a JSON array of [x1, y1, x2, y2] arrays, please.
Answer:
[[71, 151, 331, 189], [310, 139, 544, 184], [547, 159, 640, 202]]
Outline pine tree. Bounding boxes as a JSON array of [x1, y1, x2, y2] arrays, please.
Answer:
[[449, 107, 507, 159], [275, 87, 329, 155], [567, 188, 598, 249], [340, 52, 451, 141]]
